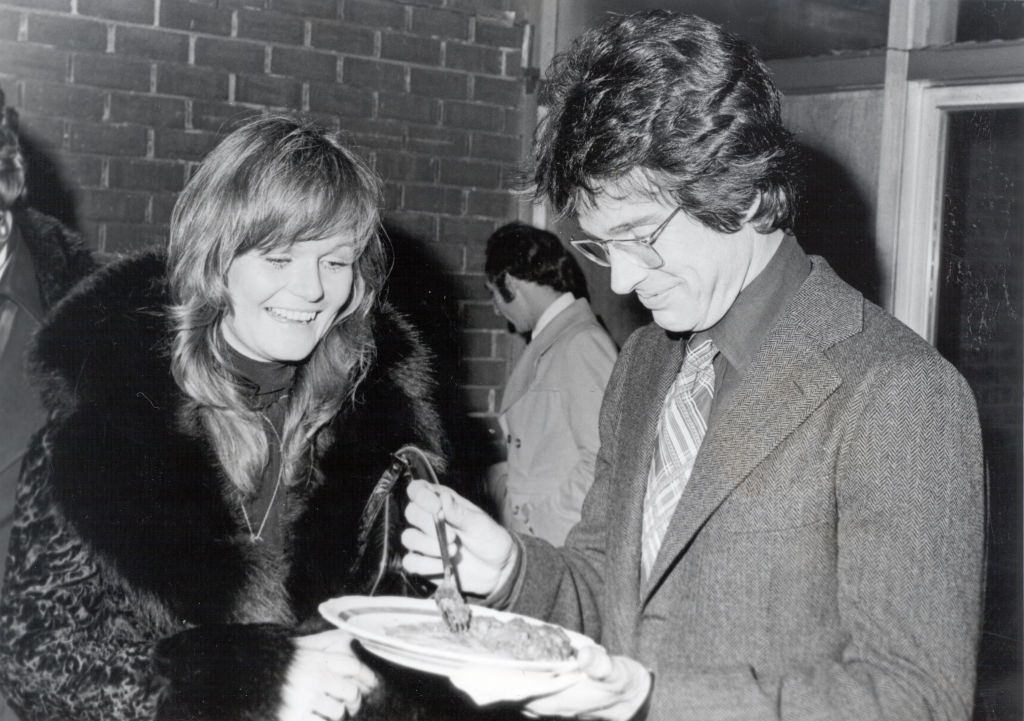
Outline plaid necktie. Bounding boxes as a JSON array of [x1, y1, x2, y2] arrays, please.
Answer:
[[641, 338, 717, 580]]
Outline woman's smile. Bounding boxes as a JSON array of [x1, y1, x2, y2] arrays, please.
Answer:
[[266, 307, 319, 323]]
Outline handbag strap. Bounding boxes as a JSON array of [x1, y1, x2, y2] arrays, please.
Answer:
[[351, 445, 440, 595]]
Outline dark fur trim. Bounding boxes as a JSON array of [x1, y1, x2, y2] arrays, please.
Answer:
[[154, 624, 294, 721], [30, 251, 172, 416], [14, 206, 97, 310]]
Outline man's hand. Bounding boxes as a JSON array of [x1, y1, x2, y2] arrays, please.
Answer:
[[401, 479, 517, 598], [450, 645, 652, 721]]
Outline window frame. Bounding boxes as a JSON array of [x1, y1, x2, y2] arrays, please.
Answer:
[[892, 80, 1024, 340]]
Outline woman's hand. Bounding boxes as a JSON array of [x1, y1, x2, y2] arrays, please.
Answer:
[[401, 479, 518, 598], [278, 630, 377, 721]]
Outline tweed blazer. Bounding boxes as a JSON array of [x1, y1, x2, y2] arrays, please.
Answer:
[[511, 256, 985, 721]]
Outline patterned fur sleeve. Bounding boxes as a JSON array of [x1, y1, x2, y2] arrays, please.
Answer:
[[0, 435, 161, 721]]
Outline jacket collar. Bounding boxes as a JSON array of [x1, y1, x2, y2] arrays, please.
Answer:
[[500, 297, 600, 414], [533, 292, 575, 337]]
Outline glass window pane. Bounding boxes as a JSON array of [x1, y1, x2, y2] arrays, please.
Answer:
[[933, 106, 1024, 719], [957, 1, 1024, 42]]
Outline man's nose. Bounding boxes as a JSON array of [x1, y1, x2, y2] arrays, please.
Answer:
[[608, 250, 646, 295], [290, 261, 325, 302]]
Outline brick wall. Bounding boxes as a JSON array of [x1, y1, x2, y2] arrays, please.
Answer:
[[0, 0, 528, 473]]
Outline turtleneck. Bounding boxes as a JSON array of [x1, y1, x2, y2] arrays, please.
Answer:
[[223, 342, 297, 550], [223, 343, 295, 410]]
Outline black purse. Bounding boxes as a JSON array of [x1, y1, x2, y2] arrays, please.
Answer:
[[347, 445, 440, 598]]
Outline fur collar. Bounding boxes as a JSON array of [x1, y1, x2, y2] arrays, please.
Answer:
[[15, 206, 97, 310], [30, 251, 445, 629]]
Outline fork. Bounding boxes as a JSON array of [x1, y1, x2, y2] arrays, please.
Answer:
[[432, 507, 472, 633]]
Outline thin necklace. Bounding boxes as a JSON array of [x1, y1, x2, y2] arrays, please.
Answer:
[[241, 412, 285, 544]]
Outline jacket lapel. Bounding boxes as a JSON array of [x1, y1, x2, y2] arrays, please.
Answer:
[[640, 259, 860, 602], [608, 329, 684, 611], [499, 299, 595, 414]]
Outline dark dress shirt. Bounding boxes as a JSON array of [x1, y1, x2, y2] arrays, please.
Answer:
[[696, 233, 811, 428]]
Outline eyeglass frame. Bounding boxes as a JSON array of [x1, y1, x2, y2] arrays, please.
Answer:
[[568, 206, 684, 270]]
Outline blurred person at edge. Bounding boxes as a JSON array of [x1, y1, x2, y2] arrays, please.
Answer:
[[485, 222, 616, 545], [0, 88, 96, 611], [0, 114, 457, 721], [402, 11, 984, 721], [0, 87, 97, 721]]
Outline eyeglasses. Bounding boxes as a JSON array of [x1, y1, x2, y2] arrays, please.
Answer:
[[569, 206, 683, 270]]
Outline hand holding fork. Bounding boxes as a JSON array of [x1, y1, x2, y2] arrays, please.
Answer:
[[401, 479, 520, 624], [432, 504, 472, 633], [393, 445, 472, 633]]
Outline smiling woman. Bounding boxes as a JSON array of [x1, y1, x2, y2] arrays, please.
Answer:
[[0, 115, 450, 721]]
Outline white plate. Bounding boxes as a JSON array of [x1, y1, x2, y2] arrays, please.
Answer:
[[319, 595, 594, 677]]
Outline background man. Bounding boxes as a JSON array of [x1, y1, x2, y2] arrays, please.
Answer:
[[0, 91, 95, 586], [403, 11, 984, 721], [0, 89, 95, 721], [484, 222, 617, 545]]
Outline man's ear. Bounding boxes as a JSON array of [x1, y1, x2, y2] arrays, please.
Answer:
[[503, 274, 522, 298]]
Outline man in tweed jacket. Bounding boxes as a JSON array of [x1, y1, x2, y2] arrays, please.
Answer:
[[402, 11, 984, 721]]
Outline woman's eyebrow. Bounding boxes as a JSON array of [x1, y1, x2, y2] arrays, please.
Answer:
[[323, 245, 356, 260]]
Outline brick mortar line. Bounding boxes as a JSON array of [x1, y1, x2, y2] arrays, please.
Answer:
[[2, 40, 523, 74], [0, 4, 522, 48]]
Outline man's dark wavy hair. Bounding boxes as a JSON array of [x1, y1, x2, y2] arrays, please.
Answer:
[[485, 222, 588, 302], [0, 86, 25, 211], [532, 10, 800, 234]]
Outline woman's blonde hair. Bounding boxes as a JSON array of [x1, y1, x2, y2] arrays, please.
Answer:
[[168, 114, 386, 494]]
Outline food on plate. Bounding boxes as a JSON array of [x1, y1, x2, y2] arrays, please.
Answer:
[[388, 615, 576, 662]]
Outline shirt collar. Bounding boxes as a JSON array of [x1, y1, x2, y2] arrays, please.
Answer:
[[699, 233, 810, 378], [0, 223, 46, 322], [533, 292, 576, 337]]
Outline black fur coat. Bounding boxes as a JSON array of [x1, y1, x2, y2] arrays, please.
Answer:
[[0, 251, 476, 720], [15, 206, 97, 308]]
